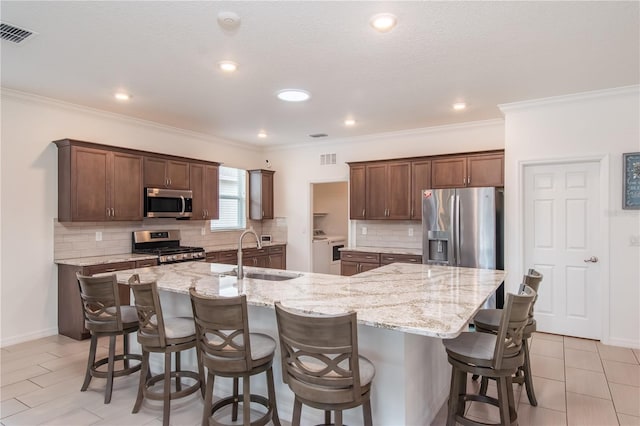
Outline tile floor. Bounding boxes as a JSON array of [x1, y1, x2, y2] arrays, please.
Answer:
[[1, 332, 638, 425]]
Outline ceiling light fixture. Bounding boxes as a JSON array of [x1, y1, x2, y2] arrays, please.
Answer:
[[344, 119, 356, 126], [370, 13, 397, 33], [114, 92, 131, 101], [218, 61, 238, 72], [257, 131, 267, 138], [453, 102, 467, 111], [277, 89, 310, 102]]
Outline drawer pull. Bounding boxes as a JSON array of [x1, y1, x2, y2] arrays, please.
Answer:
[[104, 268, 116, 272]]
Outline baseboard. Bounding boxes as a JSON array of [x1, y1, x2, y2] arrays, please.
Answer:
[[604, 336, 640, 349], [0, 327, 59, 348]]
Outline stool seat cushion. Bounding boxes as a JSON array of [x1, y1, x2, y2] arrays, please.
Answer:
[[103, 305, 139, 325], [443, 331, 496, 368], [163, 317, 196, 339]]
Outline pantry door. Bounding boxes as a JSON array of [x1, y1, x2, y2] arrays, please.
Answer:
[[523, 161, 602, 339]]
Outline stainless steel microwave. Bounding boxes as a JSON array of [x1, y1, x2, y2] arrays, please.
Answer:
[[144, 188, 193, 218]]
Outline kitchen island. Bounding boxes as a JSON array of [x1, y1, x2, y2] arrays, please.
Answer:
[[112, 261, 506, 425]]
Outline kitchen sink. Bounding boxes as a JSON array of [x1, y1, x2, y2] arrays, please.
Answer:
[[222, 270, 303, 281]]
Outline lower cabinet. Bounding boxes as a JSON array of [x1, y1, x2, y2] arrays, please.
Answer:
[[58, 258, 158, 340], [341, 251, 423, 276], [206, 245, 286, 270]]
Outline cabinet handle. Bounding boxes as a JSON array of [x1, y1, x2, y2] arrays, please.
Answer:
[[111, 208, 115, 217], [104, 268, 116, 272], [205, 209, 209, 218], [106, 208, 110, 217], [362, 209, 365, 217], [468, 175, 471, 185], [411, 208, 414, 218]]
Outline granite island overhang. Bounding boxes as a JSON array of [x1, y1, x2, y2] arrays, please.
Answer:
[[111, 261, 506, 425]]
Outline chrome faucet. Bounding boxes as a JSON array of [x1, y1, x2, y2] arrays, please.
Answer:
[[237, 228, 262, 279]]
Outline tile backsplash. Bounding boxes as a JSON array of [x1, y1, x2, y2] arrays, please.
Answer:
[[353, 220, 422, 249], [54, 218, 288, 260]]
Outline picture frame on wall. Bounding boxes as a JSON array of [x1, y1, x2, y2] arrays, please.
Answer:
[[623, 152, 640, 209]]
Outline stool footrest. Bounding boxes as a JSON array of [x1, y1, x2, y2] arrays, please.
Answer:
[[210, 394, 273, 426], [90, 354, 142, 379], [142, 371, 201, 401]]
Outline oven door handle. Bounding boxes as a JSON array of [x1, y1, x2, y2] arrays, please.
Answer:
[[180, 195, 186, 216]]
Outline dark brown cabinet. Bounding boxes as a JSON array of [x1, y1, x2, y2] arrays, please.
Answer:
[[144, 156, 190, 190], [431, 152, 504, 188], [365, 161, 411, 220], [190, 162, 219, 220], [380, 253, 422, 265], [249, 169, 275, 220], [55, 140, 143, 222], [349, 165, 366, 219], [206, 244, 286, 269], [58, 258, 157, 340], [411, 160, 431, 220], [340, 251, 380, 276]]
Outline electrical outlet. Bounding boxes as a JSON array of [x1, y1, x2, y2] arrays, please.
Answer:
[[95, 231, 102, 242], [201, 227, 206, 236], [361, 227, 367, 235], [408, 227, 414, 237], [631, 235, 640, 247]]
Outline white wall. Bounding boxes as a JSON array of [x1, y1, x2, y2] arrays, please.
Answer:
[[501, 86, 640, 348], [265, 120, 505, 272], [0, 90, 263, 346]]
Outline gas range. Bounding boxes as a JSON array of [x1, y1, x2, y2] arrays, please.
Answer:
[[132, 230, 205, 264]]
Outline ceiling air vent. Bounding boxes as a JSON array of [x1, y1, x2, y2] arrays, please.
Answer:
[[1, 22, 36, 44], [309, 133, 328, 138]]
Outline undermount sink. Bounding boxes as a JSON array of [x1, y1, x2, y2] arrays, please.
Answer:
[[223, 269, 303, 281]]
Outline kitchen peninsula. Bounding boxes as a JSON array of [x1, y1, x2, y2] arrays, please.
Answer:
[[112, 261, 506, 425]]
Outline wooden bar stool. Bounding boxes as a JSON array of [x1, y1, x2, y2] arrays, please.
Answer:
[[76, 272, 142, 404], [128, 275, 203, 426], [189, 288, 280, 426], [274, 302, 375, 426], [443, 285, 536, 426], [473, 269, 543, 405]]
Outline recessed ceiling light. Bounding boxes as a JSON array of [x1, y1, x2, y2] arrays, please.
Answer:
[[277, 89, 310, 102], [453, 102, 467, 111], [344, 119, 356, 126], [257, 131, 267, 138], [114, 92, 131, 101], [370, 13, 397, 33], [218, 61, 238, 73]]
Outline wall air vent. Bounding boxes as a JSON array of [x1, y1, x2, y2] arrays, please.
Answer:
[[309, 133, 328, 138], [1, 22, 37, 44], [320, 153, 337, 165]]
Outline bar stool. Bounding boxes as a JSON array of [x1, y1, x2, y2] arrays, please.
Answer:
[[189, 288, 280, 426], [76, 272, 142, 404], [128, 275, 203, 426], [443, 285, 536, 426], [473, 269, 543, 405], [274, 302, 375, 426]]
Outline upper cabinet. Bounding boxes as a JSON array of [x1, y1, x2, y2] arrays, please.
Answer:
[[365, 161, 411, 220], [55, 139, 143, 221], [249, 169, 275, 220], [143, 156, 190, 189], [190, 162, 219, 220], [349, 165, 366, 220], [431, 152, 504, 188]]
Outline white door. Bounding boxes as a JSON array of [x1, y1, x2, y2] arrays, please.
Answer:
[[523, 161, 601, 339]]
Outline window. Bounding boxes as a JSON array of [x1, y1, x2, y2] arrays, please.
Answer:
[[211, 166, 246, 231]]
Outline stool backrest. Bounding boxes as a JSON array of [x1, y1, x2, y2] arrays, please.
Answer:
[[76, 272, 122, 333], [189, 288, 252, 372], [128, 274, 167, 348], [493, 285, 536, 370], [274, 302, 363, 406], [523, 269, 543, 321]]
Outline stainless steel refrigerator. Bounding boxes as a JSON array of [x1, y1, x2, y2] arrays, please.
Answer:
[[422, 187, 504, 307]]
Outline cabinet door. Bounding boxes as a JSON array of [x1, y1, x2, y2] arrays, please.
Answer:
[[217, 250, 238, 265], [267, 253, 284, 269], [341, 261, 359, 276], [467, 153, 504, 187], [72, 146, 109, 221], [359, 263, 379, 273], [144, 157, 168, 188], [349, 165, 366, 219], [111, 152, 143, 221], [190, 163, 206, 220], [167, 160, 190, 189], [204, 164, 219, 219], [365, 163, 388, 219], [387, 161, 411, 219], [431, 156, 467, 188], [411, 160, 431, 220], [261, 172, 274, 219]]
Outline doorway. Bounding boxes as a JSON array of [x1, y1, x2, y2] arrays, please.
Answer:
[[311, 181, 348, 274], [522, 159, 606, 340]]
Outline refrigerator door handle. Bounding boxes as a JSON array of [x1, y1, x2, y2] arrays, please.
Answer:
[[455, 195, 461, 266], [449, 194, 456, 265]]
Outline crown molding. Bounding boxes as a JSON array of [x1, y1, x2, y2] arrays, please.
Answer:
[[0, 87, 260, 152], [499, 85, 640, 113]]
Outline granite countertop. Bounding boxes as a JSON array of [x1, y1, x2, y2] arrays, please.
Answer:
[[340, 246, 422, 256], [55, 253, 158, 266], [111, 262, 505, 339]]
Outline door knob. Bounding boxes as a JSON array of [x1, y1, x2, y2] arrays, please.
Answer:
[[583, 256, 599, 263]]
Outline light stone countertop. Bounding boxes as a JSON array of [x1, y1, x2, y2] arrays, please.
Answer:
[[55, 253, 158, 266], [111, 261, 505, 339], [340, 246, 422, 256]]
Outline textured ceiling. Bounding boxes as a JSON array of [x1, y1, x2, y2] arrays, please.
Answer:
[[1, 1, 638, 146]]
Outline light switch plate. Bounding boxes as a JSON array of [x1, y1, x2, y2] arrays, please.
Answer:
[[95, 231, 102, 242], [361, 227, 367, 235], [408, 228, 414, 237]]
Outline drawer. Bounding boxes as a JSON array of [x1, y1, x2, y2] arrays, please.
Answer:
[[268, 245, 285, 254], [244, 248, 267, 257], [84, 261, 136, 276], [135, 258, 158, 268], [205, 252, 219, 262], [216, 250, 238, 264], [340, 251, 380, 264], [380, 254, 422, 265]]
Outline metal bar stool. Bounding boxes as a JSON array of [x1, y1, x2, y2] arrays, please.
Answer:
[[274, 302, 375, 426], [189, 287, 280, 426], [76, 272, 142, 404], [473, 269, 543, 405], [443, 285, 536, 426], [128, 274, 203, 426]]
